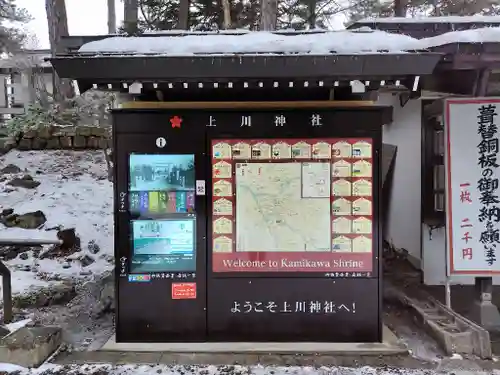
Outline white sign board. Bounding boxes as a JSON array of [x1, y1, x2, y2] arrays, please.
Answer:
[[445, 98, 500, 276]]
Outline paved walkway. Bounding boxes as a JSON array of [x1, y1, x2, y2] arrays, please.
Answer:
[[50, 352, 500, 373]]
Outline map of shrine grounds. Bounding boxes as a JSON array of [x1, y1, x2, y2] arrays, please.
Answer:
[[235, 162, 331, 252]]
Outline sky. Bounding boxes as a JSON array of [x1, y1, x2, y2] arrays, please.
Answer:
[[15, 0, 124, 49], [15, 0, 345, 50]]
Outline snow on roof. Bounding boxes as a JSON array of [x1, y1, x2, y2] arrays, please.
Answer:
[[78, 29, 422, 55], [142, 28, 327, 35], [418, 27, 500, 48], [357, 15, 500, 23]]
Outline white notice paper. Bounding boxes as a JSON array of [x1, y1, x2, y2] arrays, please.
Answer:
[[445, 98, 500, 276], [301, 162, 331, 198], [196, 180, 206, 196]]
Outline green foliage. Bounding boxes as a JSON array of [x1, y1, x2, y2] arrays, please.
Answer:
[[4, 90, 115, 137], [5, 103, 74, 136], [346, 0, 500, 22], [0, 0, 31, 52], [125, 0, 334, 31]]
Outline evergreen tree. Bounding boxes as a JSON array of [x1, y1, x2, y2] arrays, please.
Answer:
[[0, 0, 30, 52]]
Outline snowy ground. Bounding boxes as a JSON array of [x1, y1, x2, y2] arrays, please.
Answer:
[[0, 364, 499, 375], [0, 150, 494, 374], [0, 150, 113, 298]]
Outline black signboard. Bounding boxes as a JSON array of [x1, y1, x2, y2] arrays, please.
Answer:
[[112, 104, 386, 343]]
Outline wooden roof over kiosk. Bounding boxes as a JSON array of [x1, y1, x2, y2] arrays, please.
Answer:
[[348, 16, 500, 97], [49, 29, 441, 98]]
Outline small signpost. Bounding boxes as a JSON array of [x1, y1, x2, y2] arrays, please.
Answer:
[[445, 98, 500, 330]]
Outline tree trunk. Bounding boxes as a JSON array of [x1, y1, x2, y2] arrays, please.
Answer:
[[394, 0, 406, 16], [107, 0, 116, 34], [222, 0, 232, 29], [124, 0, 139, 34], [177, 0, 190, 29], [260, 0, 277, 30], [45, 0, 75, 101], [307, 0, 316, 29]]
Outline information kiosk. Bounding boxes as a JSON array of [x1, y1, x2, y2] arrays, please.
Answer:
[[49, 31, 441, 343], [113, 103, 385, 343]]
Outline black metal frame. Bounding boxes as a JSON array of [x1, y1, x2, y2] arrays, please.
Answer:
[[49, 53, 441, 97], [421, 100, 446, 226], [112, 105, 386, 343]]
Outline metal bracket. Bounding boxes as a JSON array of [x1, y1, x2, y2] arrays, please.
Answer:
[[399, 92, 411, 107]]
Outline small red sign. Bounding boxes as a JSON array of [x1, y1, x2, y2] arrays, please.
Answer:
[[172, 282, 196, 299], [170, 116, 182, 128]]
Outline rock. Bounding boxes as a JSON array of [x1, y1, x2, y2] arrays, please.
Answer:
[[90, 127, 106, 137], [0, 164, 21, 174], [73, 135, 86, 149], [0, 326, 10, 338], [31, 138, 47, 150], [44, 225, 62, 232], [7, 175, 40, 189], [0, 326, 62, 368], [19, 253, 29, 260], [0, 245, 37, 261], [59, 137, 72, 149], [87, 240, 100, 254], [98, 138, 108, 149], [12, 283, 76, 308], [45, 138, 61, 149], [86, 136, 99, 149], [1, 210, 46, 229], [16, 139, 32, 150], [1, 208, 13, 216], [37, 126, 53, 139], [97, 272, 115, 316], [4, 138, 17, 150], [57, 228, 80, 249], [39, 229, 80, 259], [22, 130, 37, 139], [76, 126, 93, 136], [79, 254, 94, 267]]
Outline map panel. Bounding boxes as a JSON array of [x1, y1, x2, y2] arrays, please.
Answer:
[[235, 162, 331, 253]]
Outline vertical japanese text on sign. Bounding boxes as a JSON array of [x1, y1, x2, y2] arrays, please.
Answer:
[[477, 104, 500, 266], [446, 99, 500, 275]]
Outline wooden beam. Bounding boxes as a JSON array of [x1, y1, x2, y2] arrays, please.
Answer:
[[120, 101, 375, 110], [0, 107, 24, 115]]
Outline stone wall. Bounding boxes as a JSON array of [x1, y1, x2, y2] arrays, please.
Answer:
[[7, 125, 111, 151]]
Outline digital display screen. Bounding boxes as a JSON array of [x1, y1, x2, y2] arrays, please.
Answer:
[[129, 154, 195, 215], [130, 219, 196, 273]]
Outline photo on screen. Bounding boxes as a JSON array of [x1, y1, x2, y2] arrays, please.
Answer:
[[130, 219, 196, 273], [129, 154, 195, 192]]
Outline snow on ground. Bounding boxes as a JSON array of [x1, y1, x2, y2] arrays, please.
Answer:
[[0, 364, 498, 375], [78, 29, 422, 54], [5, 318, 31, 332], [0, 150, 113, 300]]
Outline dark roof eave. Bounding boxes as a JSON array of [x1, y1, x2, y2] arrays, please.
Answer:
[[428, 42, 500, 69], [50, 53, 442, 82]]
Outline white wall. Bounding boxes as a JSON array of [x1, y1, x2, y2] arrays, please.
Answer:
[[422, 213, 500, 285], [377, 93, 422, 269], [11, 71, 53, 107], [377, 93, 500, 285]]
